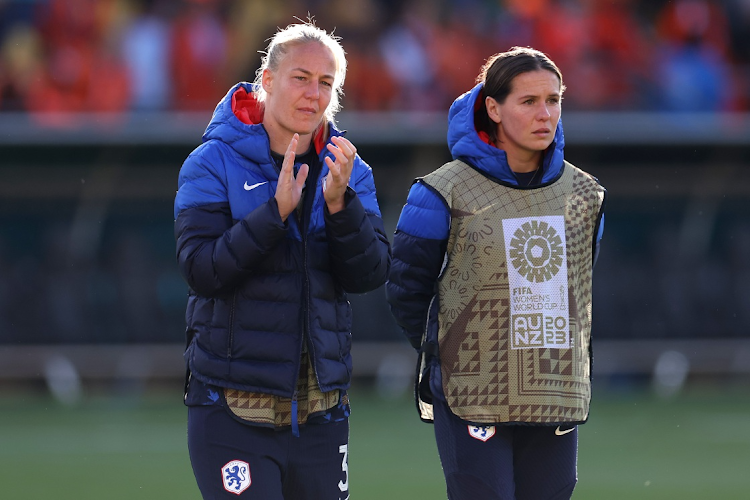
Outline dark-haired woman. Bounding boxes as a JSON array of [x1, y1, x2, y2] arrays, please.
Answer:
[[386, 47, 606, 500]]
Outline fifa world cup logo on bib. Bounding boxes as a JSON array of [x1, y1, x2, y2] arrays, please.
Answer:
[[503, 217, 570, 350]]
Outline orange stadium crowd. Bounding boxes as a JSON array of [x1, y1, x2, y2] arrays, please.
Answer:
[[0, 0, 749, 117]]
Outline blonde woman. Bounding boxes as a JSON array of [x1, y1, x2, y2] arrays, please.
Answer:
[[175, 21, 390, 499]]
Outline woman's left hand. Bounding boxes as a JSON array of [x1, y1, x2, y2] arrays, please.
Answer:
[[323, 136, 356, 214]]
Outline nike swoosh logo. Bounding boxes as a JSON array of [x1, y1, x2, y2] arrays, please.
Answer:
[[244, 181, 267, 191], [555, 426, 575, 436]]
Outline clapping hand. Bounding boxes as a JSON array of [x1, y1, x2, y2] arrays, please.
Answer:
[[323, 135, 356, 214], [274, 133, 309, 222]]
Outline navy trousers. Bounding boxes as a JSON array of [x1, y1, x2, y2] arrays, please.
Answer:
[[433, 398, 578, 500], [188, 404, 350, 499]]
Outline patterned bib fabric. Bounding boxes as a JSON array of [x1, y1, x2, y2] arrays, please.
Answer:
[[225, 350, 340, 427], [423, 160, 605, 424]]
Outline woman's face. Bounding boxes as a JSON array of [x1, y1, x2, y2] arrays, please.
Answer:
[[262, 41, 337, 139], [489, 69, 562, 160]]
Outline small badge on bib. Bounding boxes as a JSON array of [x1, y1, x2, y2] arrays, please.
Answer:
[[468, 424, 496, 442], [222, 460, 251, 495]]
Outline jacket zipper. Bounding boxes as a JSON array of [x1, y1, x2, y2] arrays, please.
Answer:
[[227, 290, 237, 360], [292, 152, 320, 437], [292, 221, 308, 439]]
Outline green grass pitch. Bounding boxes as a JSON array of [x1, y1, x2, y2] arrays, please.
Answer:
[[1, 383, 749, 499]]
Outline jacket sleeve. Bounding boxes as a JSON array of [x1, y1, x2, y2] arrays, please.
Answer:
[[174, 151, 288, 297], [324, 158, 391, 294], [386, 181, 450, 350]]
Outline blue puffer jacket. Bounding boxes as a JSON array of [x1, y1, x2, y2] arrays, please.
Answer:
[[386, 82, 603, 350], [175, 82, 391, 397]]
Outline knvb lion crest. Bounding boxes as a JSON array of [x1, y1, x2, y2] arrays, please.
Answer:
[[468, 424, 496, 442], [222, 460, 251, 495]]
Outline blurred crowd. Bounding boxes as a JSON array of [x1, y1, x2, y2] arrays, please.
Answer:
[[1, 0, 750, 117]]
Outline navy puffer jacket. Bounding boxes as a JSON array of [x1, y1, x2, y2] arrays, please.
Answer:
[[174, 82, 391, 397]]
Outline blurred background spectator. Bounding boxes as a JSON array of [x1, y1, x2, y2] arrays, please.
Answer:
[[121, 0, 172, 111]]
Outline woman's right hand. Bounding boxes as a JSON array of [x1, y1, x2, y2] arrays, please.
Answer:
[[274, 133, 309, 222]]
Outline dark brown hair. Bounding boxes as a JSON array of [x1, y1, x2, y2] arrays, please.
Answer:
[[475, 47, 565, 146]]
